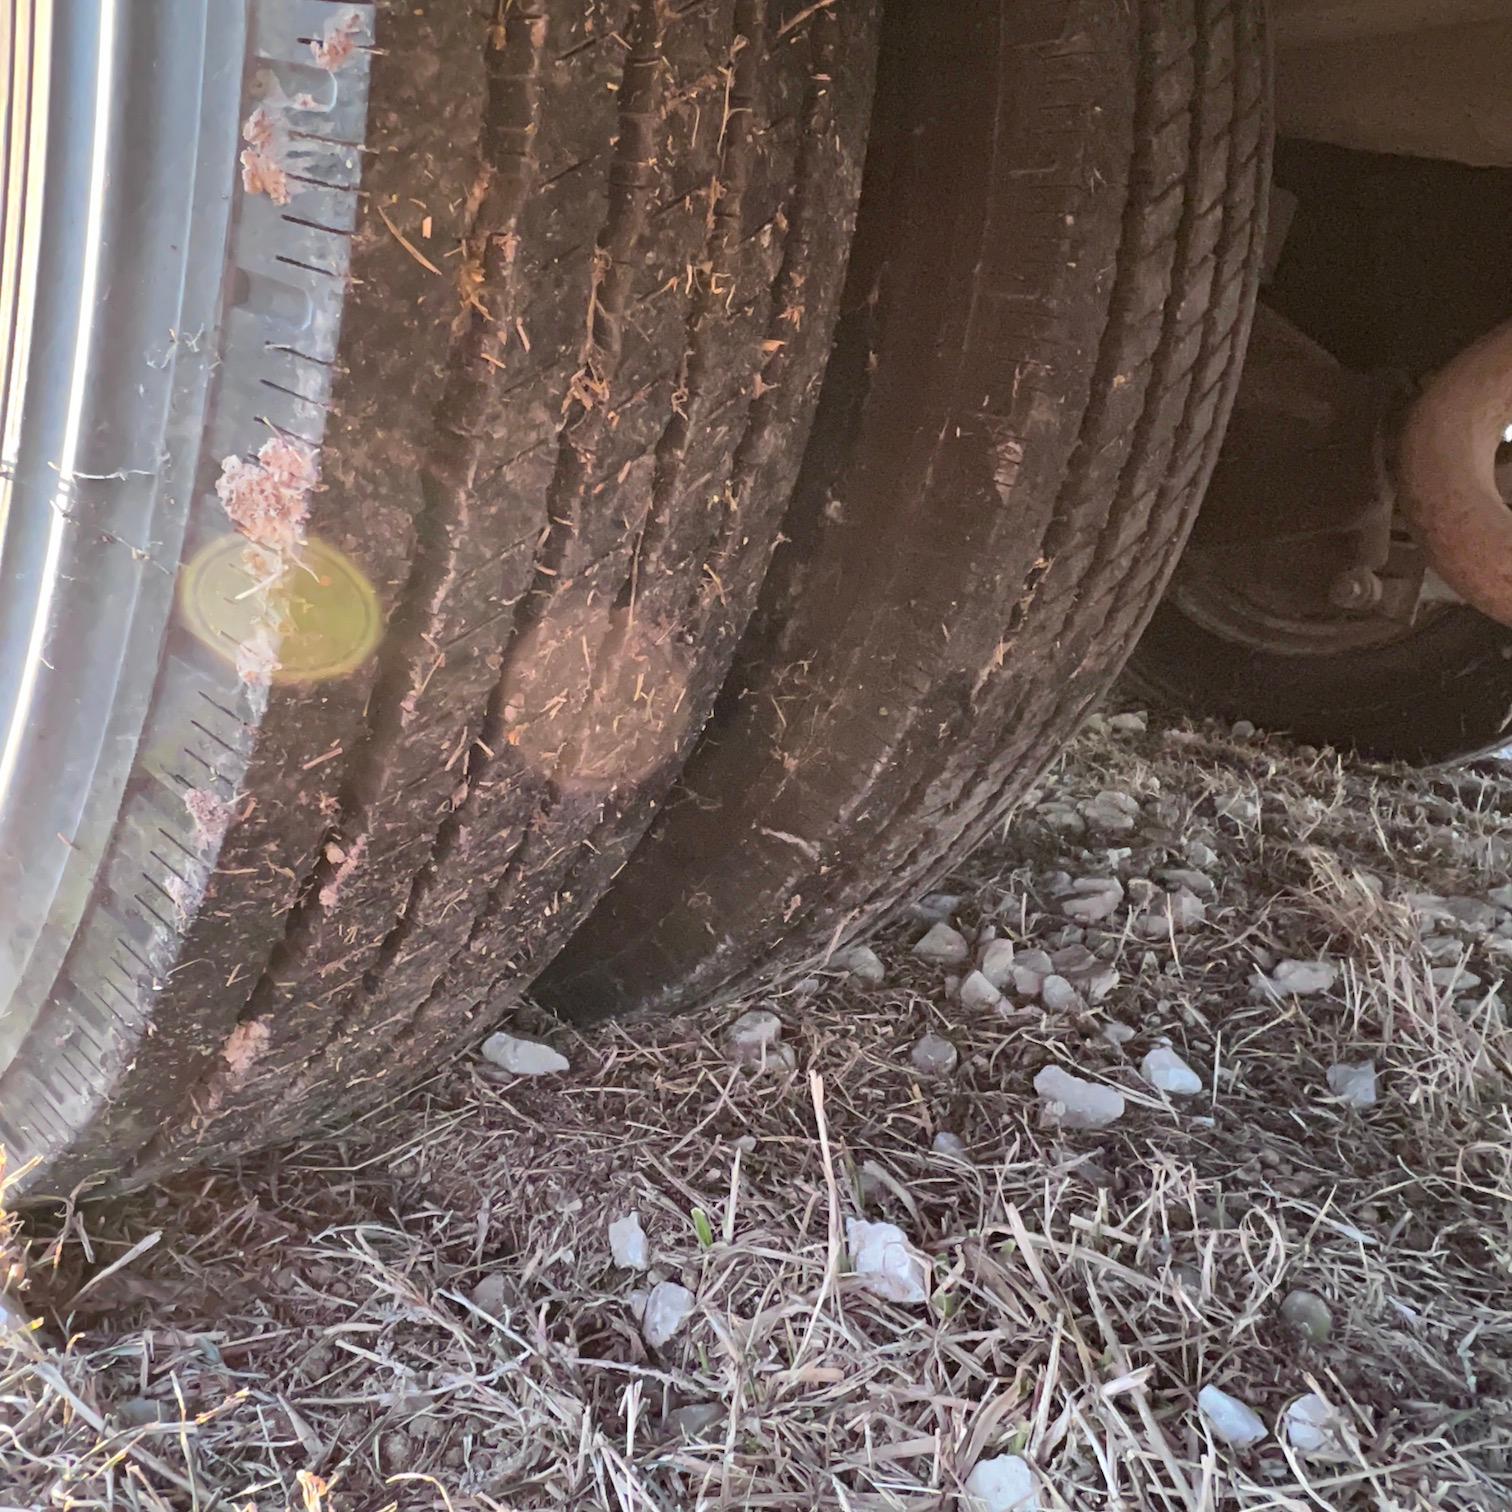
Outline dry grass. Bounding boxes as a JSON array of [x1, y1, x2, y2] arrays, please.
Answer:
[[2, 716, 1510, 1509]]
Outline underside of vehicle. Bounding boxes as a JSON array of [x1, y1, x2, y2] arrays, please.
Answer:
[[0, 0, 1505, 1199], [1130, 0, 1512, 759]]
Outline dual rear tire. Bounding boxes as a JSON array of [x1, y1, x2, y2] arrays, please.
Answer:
[[0, 0, 1271, 1196]]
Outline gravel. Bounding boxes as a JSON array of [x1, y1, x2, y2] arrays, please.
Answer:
[[727, 1008, 785, 1067], [1010, 948, 1055, 997], [1059, 876, 1124, 924], [1279, 1288, 1332, 1345], [1264, 958, 1338, 997], [1283, 1392, 1341, 1457], [1080, 790, 1141, 833], [1141, 1045, 1202, 1096], [978, 937, 1017, 990], [1199, 1385, 1268, 1447], [908, 1032, 959, 1076], [7, 712, 1509, 1510], [1326, 1059, 1378, 1108], [959, 969, 1005, 1010], [964, 1453, 1039, 1510], [836, 944, 886, 985], [479, 1032, 570, 1076], [608, 1212, 650, 1272], [1033, 1065, 1125, 1129], [912, 922, 970, 965], [642, 1281, 696, 1349], [846, 1218, 929, 1305], [1039, 975, 1080, 1012]]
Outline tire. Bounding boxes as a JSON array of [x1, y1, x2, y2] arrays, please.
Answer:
[[1127, 603, 1512, 763], [539, 0, 1272, 1020], [1, 0, 878, 1198]]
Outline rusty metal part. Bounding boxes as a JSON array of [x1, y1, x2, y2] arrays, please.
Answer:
[[1328, 565, 1384, 610], [1188, 304, 1400, 555], [1170, 302, 1432, 657], [1398, 318, 1512, 627]]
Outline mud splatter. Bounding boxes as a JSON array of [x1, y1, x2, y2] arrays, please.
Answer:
[[311, 11, 363, 71], [235, 620, 282, 692], [221, 1019, 271, 1077], [216, 437, 318, 555], [210, 438, 325, 692], [203, 1017, 274, 1113], [240, 105, 290, 204], [164, 871, 197, 923], [317, 834, 368, 910], [184, 789, 232, 850]]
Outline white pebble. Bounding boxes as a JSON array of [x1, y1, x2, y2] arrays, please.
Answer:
[[1141, 1046, 1202, 1096], [1080, 790, 1141, 834], [1283, 1392, 1340, 1457], [1186, 840, 1220, 871], [1052, 945, 1119, 1003], [1420, 933, 1464, 964], [1214, 792, 1260, 826], [480, 1032, 570, 1076], [964, 1453, 1039, 1510], [1326, 1059, 1377, 1108], [1138, 888, 1206, 937], [846, 1218, 929, 1304], [727, 1008, 784, 1066], [837, 944, 886, 985], [0, 1292, 27, 1338], [932, 1130, 968, 1158], [608, 1213, 649, 1272], [666, 1402, 723, 1438], [979, 938, 1017, 990], [1198, 1384, 1268, 1447], [1037, 800, 1086, 835], [913, 922, 970, 965], [909, 892, 963, 923], [959, 969, 1005, 1010], [1158, 866, 1216, 900], [1268, 959, 1337, 997], [1431, 964, 1482, 993], [1034, 1065, 1125, 1129], [1060, 877, 1124, 925], [1406, 893, 1504, 931], [1040, 975, 1081, 1012], [642, 1281, 696, 1348], [1012, 948, 1054, 997], [469, 1274, 508, 1316], [1444, 896, 1506, 929], [1108, 711, 1147, 734], [1102, 1021, 1136, 1047], [909, 1032, 959, 1076]]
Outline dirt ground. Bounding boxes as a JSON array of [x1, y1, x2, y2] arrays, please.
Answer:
[[3, 713, 1510, 1510]]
